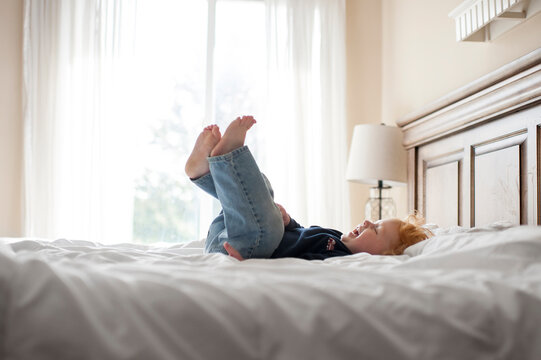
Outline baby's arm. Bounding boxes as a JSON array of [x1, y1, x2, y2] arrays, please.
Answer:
[[285, 217, 302, 230], [275, 203, 290, 226], [275, 203, 303, 229]]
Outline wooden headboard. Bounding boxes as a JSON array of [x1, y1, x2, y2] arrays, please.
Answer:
[[397, 48, 541, 228]]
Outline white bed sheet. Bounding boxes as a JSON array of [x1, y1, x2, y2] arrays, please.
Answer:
[[1, 225, 541, 360]]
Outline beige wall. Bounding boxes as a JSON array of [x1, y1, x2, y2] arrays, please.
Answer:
[[0, 0, 24, 236], [346, 0, 541, 225], [346, 0, 383, 228], [382, 0, 541, 123]]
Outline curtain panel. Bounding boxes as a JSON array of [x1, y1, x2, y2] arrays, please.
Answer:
[[22, 0, 349, 241], [23, 0, 138, 242], [264, 0, 349, 230]]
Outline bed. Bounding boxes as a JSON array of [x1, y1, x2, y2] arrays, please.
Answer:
[[2, 49, 541, 360]]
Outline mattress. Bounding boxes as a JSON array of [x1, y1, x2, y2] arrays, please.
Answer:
[[1, 224, 541, 359]]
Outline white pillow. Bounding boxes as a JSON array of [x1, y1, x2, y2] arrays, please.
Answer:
[[403, 222, 518, 257]]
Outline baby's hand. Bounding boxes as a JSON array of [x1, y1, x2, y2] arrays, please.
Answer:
[[275, 203, 290, 226]]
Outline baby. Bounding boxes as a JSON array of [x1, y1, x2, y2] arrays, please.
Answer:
[[186, 116, 431, 260]]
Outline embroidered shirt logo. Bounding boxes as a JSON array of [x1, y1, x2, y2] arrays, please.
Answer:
[[326, 238, 336, 251]]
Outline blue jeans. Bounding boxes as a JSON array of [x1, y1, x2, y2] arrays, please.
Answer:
[[191, 146, 284, 259]]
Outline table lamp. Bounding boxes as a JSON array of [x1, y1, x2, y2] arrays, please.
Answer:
[[346, 124, 407, 221]]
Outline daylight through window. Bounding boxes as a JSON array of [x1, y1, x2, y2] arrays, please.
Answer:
[[132, 0, 266, 243]]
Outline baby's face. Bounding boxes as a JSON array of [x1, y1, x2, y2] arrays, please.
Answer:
[[340, 219, 401, 255]]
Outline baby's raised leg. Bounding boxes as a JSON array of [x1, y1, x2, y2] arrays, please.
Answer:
[[206, 118, 284, 259], [185, 125, 221, 179], [210, 116, 256, 157]]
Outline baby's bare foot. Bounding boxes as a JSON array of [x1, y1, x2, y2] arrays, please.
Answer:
[[185, 125, 221, 179], [210, 116, 256, 157]]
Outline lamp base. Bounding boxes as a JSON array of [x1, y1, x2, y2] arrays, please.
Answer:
[[364, 185, 396, 221]]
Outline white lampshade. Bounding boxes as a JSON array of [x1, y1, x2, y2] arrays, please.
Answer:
[[346, 124, 407, 186]]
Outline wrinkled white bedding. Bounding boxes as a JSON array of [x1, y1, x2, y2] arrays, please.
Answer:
[[1, 225, 541, 360]]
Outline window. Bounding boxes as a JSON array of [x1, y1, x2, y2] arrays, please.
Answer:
[[132, 0, 266, 243]]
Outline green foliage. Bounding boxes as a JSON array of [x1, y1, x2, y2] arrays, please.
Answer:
[[133, 170, 198, 243], [132, 81, 201, 244]]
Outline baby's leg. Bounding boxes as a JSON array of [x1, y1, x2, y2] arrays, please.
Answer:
[[203, 172, 276, 255], [185, 125, 221, 180], [205, 117, 284, 259], [185, 125, 222, 198], [210, 116, 252, 157], [192, 172, 275, 200], [187, 122, 275, 199], [204, 210, 228, 255]]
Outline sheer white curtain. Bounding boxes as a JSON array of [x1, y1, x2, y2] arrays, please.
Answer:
[[263, 0, 350, 230], [23, 0, 349, 242], [23, 0, 138, 242]]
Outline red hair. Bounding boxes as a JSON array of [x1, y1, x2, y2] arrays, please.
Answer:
[[384, 212, 433, 255]]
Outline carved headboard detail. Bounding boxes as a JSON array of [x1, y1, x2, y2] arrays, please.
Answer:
[[397, 48, 541, 227]]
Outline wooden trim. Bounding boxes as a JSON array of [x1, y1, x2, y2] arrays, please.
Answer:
[[470, 129, 527, 226], [421, 156, 462, 226], [400, 64, 541, 148], [407, 148, 417, 213], [426, 150, 463, 225], [461, 146, 471, 227], [424, 150, 463, 168], [520, 141, 525, 225], [538, 125, 541, 225], [457, 156, 462, 226], [469, 146, 475, 227], [397, 48, 541, 128], [472, 130, 527, 156]]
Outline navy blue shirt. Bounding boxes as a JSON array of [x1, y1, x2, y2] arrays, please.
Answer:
[[271, 218, 352, 260]]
